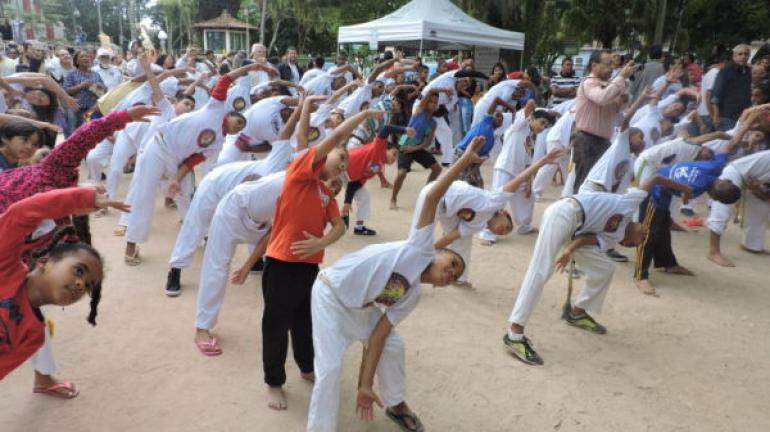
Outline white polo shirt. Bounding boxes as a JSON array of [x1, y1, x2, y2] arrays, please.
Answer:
[[573, 188, 649, 250]]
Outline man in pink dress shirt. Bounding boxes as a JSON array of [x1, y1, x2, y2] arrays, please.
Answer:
[[572, 50, 637, 192]]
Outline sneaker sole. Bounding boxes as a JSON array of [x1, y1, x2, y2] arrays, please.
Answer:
[[502, 337, 543, 366], [165, 289, 181, 298], [565, 320, 607, 334]]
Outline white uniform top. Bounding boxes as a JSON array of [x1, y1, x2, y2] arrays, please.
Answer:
[[495, 115, 532, 176], [573, 188, 649, 250], [304, 71, 341, 96], [154, 88, 226, 171], [720, 150, 770, 186], [546, 108, 576, 150], [320, 222, 435, 326], [639, 137, 701, 171], [421, 70, 459, 109], [249, 69, 272, 88], [651, 75, 682, 99], [631, 105, 663, 149], [437, 181, 513, 237], [113, 77, 180, 112], [581, 129, 633, 193], [91, 64, 124, 90], [291, 103, 333, 150], [193, 75, 219, 109], [224, 75, 252, 113], [237, 96, 287, 148], [472, 80, 520, 125], [551, 99, 577, 116], [205, 140, 294, 199], [299, 68, 324, 86], [337, 83, 373, 119], [232, 170, 287, 225], [139, 98, 176, 152], [0, 91, 7, 113], [698, 68, 719, 116]]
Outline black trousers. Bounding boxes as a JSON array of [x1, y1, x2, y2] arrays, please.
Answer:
[[72, 215, 91, 245], [572, 130, 611, 193], [261, 257, 319, 386], [634, 198, 678, 280]]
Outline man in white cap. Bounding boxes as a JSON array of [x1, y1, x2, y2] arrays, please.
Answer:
[[92, 48, 124, 91]]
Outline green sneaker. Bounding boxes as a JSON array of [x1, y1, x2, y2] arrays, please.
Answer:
[[503, 334, 544, 366], [565, 312, 607, 334]]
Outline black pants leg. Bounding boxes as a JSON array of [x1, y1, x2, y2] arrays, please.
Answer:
[[572, 131, 610, 194], [635, 198, 678, 280], [261, 257, 319, 387], [72, 215, 92, 246]]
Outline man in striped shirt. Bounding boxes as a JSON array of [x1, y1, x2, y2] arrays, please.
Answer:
[[549, 57, 581, 107]]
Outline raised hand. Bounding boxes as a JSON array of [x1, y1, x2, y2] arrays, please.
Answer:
[[94, 191, 131, 213], [127, 105, 162, 122]]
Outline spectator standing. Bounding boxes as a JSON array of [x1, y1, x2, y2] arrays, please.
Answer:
[[92, 48, 124, 91], [631, 44, 665, 99], [696, 51, 730, 132], [549, 57, 581, 107], [711, 44, 753, 131], [0, 44, 18, 77], [64, 50, 105, 130], [278, 47, 303, 84]]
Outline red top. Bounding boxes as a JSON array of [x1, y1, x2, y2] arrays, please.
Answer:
[[265, 147, 340, 264], [0, 187, 96, 380], [346, 136, 388, 183], [211, 74, 232, 102]]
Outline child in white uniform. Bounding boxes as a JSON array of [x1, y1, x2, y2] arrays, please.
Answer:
[[306, 138, 486, 432], [123, 62, 274, 265]]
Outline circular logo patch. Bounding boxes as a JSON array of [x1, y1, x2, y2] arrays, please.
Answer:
[[359, 101, 370, 111], [307, 127, 321, 143], [232, 97, 246, 112], [197, 129, 216, 148], [457, 208, 476, 222], [375, 272, 410, 306], [603, 214, 623, 233]]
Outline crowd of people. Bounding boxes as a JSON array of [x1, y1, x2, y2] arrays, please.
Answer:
[[0, 36, 769, 432]]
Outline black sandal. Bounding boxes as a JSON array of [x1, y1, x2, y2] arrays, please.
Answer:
[[386, 408, 425, 432]]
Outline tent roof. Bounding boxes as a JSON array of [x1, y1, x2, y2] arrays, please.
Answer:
[[193, 10, 256, 30], [337, 0, 524, 51]]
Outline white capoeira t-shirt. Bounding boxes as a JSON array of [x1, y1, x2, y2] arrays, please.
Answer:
[[320, 222, 435, 326], [472, 79, 520, 125], [436, 181, 513, 237], [495, 115, 532, 176], [337, 83, 374, 119], [421, 70, 459, 109], [581, 129, 634, 194], [225, 75, 252, 113], [720, 150, 770, 187], [206, 140, 294, 198], [234, 170, 287, 225], [235, 96, 288, 150], [638, 137, 702, 171], [573, 188, 649, 250]]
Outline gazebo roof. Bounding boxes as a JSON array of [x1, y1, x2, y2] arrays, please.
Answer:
[[192, 10, 256, 30]]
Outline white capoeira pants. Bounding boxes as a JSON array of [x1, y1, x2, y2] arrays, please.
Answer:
[[509, 198, 615, 326], [168, 178, 223, 269], [434, 116, 454, 165], [125, 140, 173, 244], [106, 131, 140, 200], [85, 138, 114, 183], [479, 169, 535, 242], [216, 136, 250, 166], [352, 186, 370, 223], [307, 278, 406, 432], [532, 154, 568, 199], [708, 191, 770, 252], [29, 321, 56, 375], [196, 197, 264, 330]]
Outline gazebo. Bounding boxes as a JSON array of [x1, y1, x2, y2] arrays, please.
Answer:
[[193, 10, 255, 53]]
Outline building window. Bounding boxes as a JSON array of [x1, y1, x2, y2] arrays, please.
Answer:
[[205, 30, 226, 52]]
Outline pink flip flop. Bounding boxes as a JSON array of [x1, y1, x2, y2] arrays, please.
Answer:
[[194, 337, 223, 356], [33, 381, 79, 399]]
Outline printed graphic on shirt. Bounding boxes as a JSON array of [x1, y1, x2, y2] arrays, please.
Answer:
[[365, 162, 382, 177], [197, 129, 217, 148], [232, 97, 247, 112], [650, 128, 661, 144], [318, 185, 331, 207], [241, 174, 262, 183], [307, 127, 321, 143], [457, 208, 476, 222], [360, 101, 370, 111], [604, 214, 623, 233], [613, 160, 630, 192], [375, 272, 410, 306], [271, 117, 282, 135], [0, 298, 23, 347]]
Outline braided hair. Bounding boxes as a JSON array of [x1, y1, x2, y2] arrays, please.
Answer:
[[28, 226, 104, 326]]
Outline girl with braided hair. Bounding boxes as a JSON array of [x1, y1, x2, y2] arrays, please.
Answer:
[[0, 187, 129, 382]]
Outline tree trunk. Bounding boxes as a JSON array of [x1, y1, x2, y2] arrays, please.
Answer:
[[654, 0, 668, 45], [259, 0, 267, 44], [267, 18, 282, 55]]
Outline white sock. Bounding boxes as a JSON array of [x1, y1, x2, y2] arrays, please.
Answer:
[[355, 223, 364, 229], [507, 329, 524, 341]]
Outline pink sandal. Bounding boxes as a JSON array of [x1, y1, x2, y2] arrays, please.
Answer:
[[194, 336, 223, 356], [33, 381, 79, 399]]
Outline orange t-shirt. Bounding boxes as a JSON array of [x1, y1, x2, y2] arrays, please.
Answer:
[[266, 147, 340, 264]]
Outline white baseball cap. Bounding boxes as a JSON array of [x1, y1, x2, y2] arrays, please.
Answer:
[[96, 48, 113, 58]]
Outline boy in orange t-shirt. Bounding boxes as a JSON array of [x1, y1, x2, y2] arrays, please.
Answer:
[[262, 104, 384, 411]]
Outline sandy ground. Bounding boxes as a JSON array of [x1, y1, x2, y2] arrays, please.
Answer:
[[2, 162, 770, 432]]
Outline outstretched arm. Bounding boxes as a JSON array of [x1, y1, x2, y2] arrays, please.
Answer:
[[367, 58, 397, 84], [724, 106, 769, 154], [296, 95, 328, 152], [278, 100, 303, 140], [639, 173, 693, 203], [502, 148, 565, 193], [313, 108, 384, 163]]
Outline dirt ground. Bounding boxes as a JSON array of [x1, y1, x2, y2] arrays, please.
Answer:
[[2, 162, 769, 432]]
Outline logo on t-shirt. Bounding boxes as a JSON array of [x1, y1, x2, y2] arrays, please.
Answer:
[[359, 101, 370, 112], [197, 129, 216, 148], [318, 186, 331, 207], [365, 162, 382, 177], [604, 214, 623, 233], [375, 272, 410, 306], [661, 154, 676, 165], [232, 97, 246, 112], [613, 160, 630, 192], [307, 127, 321, 143], [650, 127, 661, 144], [457, 208, 476, 222]]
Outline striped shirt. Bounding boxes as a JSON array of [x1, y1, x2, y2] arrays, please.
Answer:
[[550, 73, 581, 106]]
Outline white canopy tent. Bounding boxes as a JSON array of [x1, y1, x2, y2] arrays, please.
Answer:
[[337, 0, 525, 52]]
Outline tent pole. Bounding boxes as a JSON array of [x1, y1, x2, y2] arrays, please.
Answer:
[[519, 50, 524, 69], [419, 39, 423, 57]]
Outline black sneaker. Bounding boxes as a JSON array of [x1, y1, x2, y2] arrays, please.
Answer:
[[354, 226, 377, 236], [165, 268, 181, 297], [503, 334, 544, 365], [250, 259, 265, 272], [605, 249, 629, 262], [565, 312, 607, 334], [680, 208, 695, 217]]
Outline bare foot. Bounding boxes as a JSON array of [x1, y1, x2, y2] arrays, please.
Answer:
[[634, 279, 658, 296], [300, 371, 315, 382], [267, 386, 287, 411], [194, 328, 212, 344], [380, 181, 393, 189], [389, 201, 398, 210], [33, 372, 78, 398], [661, 265, 694, 276], [479, 240, 495, 247], [707, 251, 735, 267]]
